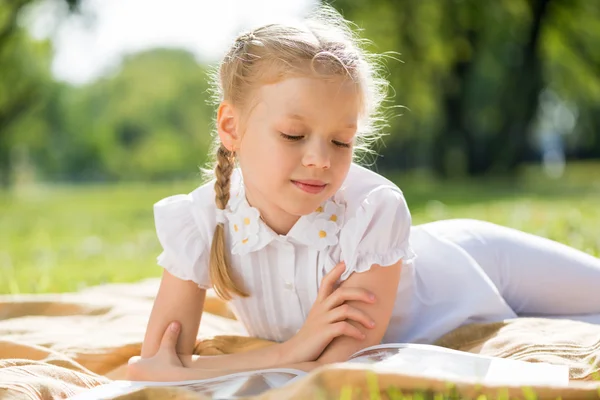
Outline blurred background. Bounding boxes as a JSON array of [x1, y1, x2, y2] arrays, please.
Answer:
[[1, 0, 599, 294]]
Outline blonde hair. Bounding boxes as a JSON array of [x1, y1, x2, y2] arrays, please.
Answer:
[[206, 5, 389, 300]]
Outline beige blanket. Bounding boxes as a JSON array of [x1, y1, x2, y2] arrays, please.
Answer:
[[1, 279, 599, 400]]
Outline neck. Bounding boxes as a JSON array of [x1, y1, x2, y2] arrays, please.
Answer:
[[259, 207, 300, 236], [244, 187, 299, 236]]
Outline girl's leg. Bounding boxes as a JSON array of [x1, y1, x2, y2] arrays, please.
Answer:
[[421, 219, 600, 318]]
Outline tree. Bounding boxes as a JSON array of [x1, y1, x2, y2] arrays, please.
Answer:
[[2, 1, 215, 183], [0, 0, 81, 187], [327, 0, 600, 176], [40, 49, 215, 181]]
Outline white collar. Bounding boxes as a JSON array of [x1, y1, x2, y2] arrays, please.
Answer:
[[223, 180, 345, 255]]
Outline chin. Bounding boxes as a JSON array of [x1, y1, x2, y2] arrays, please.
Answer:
[[285, 200, 323, 217]]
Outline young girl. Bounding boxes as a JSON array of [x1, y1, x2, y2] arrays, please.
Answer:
[[127, 6, 600, 382]]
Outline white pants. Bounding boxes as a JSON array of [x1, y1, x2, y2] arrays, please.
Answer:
[[422, 219, 600, 323]]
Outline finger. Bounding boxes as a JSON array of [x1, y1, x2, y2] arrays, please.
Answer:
[[159, 321, 181, 351], [317, 262, 346, 302], [324, 287, 376, 309], [328, 304, 375, 329], [327, 321, 365, 342]]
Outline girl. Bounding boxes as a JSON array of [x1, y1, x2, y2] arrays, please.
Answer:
[[127, 6, 600, 382]]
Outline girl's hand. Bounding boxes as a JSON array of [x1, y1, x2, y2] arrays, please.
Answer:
[[127, 321, 185, 382], [280, 262, 376, 365]]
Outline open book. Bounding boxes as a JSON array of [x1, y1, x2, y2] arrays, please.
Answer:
[[70, 343, 570, 400]]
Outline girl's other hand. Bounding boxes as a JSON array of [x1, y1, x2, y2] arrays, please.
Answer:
[[280, 262, 376, 365]]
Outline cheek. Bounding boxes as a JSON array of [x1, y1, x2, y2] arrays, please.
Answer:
[[333, 149, 353, 168], [331, 151, 353, 181], [242, 135, 292, 176], [262, 138, 298, 165]]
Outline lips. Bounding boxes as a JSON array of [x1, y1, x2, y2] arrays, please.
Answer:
[[291, 179, 327, 194]]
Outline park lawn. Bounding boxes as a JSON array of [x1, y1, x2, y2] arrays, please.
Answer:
[[1, 161, 599, 294]]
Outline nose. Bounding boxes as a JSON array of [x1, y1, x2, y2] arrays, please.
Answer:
[[302, 139, 330, 169]]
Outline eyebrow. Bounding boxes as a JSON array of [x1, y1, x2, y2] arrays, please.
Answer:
[[285, 113, 357, 130]]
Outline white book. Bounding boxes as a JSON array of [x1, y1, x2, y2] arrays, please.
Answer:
[[69, 343, 569, 400]]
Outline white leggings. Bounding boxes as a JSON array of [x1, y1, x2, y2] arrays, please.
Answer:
[[422, 219, 600, 323]]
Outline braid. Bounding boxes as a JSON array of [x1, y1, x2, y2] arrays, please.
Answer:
[[209, 145, 248, 300], [214, 146, 234, 211]]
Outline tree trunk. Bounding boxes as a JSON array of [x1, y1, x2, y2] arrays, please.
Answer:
[[433, 2, 482, 177], [490, 0, 552, 173]]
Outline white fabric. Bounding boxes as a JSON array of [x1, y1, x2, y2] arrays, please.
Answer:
[[420, 219, 600, 319], [153, 163, 600, 344], [336, 186, 415, 281], [154, 194, 212, 288], [224, 184, 347, 255]]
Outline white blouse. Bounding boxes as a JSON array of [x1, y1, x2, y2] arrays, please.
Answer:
[[154, 164, 521, 344], [153, 163, 417, 343]]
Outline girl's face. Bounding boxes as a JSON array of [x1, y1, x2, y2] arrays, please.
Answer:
[[228, 76, 360, 235]]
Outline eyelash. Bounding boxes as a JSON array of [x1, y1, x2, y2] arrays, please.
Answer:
[[279, 133, 351, 149]]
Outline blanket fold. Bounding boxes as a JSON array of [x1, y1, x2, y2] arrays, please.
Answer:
[[2, 279, 599, 400]]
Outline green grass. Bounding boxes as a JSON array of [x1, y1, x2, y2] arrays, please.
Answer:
[[1, 161, 599, 294]]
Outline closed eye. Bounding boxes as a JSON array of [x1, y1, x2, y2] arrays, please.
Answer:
[[280, 133, 304, 141], [280, 132, 351, 149], [332, 140, 352, 148]]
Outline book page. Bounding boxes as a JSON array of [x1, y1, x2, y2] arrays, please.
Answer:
[[347, 343, 569, 386], [172, 369, 303, 399], [69, 368, 305, 400]]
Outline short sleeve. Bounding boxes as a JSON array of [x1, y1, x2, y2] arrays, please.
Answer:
[[153, 193, 214, 289], [338, 187, 416, 281]]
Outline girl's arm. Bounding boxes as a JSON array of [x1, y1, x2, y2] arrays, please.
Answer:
[[131, 314, 323, 382], [141, 270, 288, 369], [178, 262, 388, 371], [315, 260, 402, 364], [141, 270, 206, 358], [131, 263, 379, 381]]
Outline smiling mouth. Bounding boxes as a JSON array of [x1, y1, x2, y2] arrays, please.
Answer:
[[291, 180, 327, 194]]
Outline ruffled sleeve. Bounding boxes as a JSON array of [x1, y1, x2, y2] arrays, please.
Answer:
[[153, 192, 214, 289], [337, 186, 416, 281]]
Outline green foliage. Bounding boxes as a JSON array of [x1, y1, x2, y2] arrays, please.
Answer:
[[1, 1, 216, 185], [0, 0, 55, 186], [40, 49, 216, 181], [329, 0, 600, 175]]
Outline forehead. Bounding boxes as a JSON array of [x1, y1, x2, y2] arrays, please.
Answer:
[[255, 77, 362, 123]]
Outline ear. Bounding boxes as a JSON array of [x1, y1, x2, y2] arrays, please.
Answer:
[[217, 101, 239, 152]]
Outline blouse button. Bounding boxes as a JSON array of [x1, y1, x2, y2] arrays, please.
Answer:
[[285, 281, 295, 291]]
